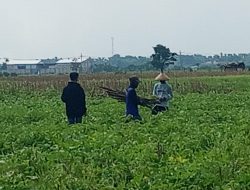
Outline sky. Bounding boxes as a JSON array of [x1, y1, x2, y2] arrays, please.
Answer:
[[0, 0, 250, 59]]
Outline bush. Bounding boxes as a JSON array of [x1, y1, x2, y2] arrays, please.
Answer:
[[3, 72, 10, 77], [10, 73, 18, 77]]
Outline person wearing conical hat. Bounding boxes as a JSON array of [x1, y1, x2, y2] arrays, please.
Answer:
[[152, 72, 173, 114]]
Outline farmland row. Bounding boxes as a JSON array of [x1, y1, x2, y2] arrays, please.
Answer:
[[1, 74, 249, 96]]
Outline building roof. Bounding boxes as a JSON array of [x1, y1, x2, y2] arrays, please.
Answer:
[[40, 58, 59, 64], [0, 56, 89, 65], [0, 58, 41, 65], [56, 57, 88, 64]]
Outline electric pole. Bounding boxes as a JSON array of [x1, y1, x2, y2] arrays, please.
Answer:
[[80, 53, 83, 62], [80, 53, 83, 73], [179, 51, 183, 69], [111, 37, 114, 56]]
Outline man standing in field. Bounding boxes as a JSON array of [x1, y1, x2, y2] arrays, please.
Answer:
[[61, 72, 87, 124], [125, 76, 143, 120], [152, 72, 173, 114]]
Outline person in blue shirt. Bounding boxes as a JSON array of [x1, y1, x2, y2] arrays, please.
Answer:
[[125, 76, 143, 120]]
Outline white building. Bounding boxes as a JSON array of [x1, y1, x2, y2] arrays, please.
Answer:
[[1, 59, 41, 75], [0, 56, 91, 75], [55, 57, 90, 74]]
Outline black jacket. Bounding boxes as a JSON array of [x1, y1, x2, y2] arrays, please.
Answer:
[[61, 82, 87, 117]]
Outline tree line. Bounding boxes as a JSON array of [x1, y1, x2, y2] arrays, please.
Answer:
[[90, 52, 250, 73]]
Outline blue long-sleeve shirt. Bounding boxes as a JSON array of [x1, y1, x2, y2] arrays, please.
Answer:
[[125, 86, 140, 117]]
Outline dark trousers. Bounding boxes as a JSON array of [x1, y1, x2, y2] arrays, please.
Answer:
[[152, 105, 167, 115], [132, 115, 142, 121], [126, 114, 142, 121], [68, 116, 82, 124]]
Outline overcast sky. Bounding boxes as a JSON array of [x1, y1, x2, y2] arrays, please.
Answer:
[[1, 0, 250, 59]]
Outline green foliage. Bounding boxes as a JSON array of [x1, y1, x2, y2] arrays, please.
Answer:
[[2, 63, 7, 70], [2, 72, 10, 77], [150, 44, 177, 72], [1, 76, 250, 189], [10, 73, 18, 77], [90, 55, 152, 73]]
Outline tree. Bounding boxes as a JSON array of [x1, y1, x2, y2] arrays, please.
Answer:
[[2, 63, 7, 70], [2, 58, 9, 70], [150, 44, 177, 73]]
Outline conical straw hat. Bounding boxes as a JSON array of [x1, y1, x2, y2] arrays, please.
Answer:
[[155, 72, 170, 81]]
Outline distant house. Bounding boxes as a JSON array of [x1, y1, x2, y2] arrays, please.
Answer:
[[0, 56, 91, 75], [38, 58, 58, 74], [0, 59, 41, 75], [189, 65, 198, 72], [55, 57, 90, 74]]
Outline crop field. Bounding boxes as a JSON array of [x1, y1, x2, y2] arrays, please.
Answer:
[[1, 73, 250, 189]]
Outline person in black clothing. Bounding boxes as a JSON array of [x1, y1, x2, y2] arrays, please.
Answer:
[[125, 76, 143, 120], [61, 72, 87, 124]]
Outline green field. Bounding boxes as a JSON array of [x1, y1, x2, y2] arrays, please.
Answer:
[[1, 75, 250, 189]]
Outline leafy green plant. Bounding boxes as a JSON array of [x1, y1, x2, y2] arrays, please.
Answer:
[[0, 75, 250, 189]]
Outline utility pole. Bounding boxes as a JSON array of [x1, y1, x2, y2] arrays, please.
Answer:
[[179, 51, 183, 69], [80, 53, 83, 62], [111, 37, 114, 56], [79, 53, 83, 73]]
